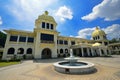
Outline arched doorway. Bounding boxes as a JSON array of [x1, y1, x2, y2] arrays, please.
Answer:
[[59, 49, 65, 57], [27, 48, 32, 54], [17, 48, 24, 54], [60, 49, 63, 53], [101, 49, 104, 55], [7, 48, 15, 54], [65, 49, 68, 53], [41, 48, 51, 59]]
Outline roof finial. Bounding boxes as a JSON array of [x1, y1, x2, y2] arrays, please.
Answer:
[[44, 11, 49, 15], [96, 26, 99, 30]]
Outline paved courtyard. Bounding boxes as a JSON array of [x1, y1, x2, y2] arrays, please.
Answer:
[[0, 55, 120, 80]]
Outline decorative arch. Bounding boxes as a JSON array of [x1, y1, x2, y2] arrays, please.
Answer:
[[7, 48, 15, 54], [65, 49, 68, 53], [60, 49, 63, 53], [17, 48, 24, 54], [27, 48, 32, 54], [41, 48, 51, 59]]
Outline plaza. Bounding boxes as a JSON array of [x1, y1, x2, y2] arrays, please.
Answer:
[[0, 55, 120, 80]]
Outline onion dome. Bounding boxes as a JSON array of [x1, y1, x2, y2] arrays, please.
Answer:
[[92, 27, 106, 37]]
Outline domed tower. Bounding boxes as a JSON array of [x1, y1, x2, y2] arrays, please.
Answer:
[[34, 11, 59, 59], [35, 11, 57, 30], [92, 27, 109, 46], [92, 27, 107, 41]]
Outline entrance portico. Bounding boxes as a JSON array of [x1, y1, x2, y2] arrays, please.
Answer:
[[70, 43, 109, 57]]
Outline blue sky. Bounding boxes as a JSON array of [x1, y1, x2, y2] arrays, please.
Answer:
[[0, 0, 120, 40]]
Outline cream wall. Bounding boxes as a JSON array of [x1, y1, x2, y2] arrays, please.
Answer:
[[2, 32, 34, 60]]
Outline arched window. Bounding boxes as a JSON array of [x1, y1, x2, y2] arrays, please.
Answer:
[[7, 48, 15, 54], [17, 48, 24, 54], [60, 49, 63, 53], [95, 37, 97, 40], [65, 49, 68, 53], [27, 48, 32, 54]]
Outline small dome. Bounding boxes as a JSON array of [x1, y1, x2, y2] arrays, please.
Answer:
[[92, 42, 101, 47], [92, 27, 106, 37], [37, 11, 57, 24]]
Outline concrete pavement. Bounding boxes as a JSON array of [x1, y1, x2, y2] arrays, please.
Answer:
[[0, 55, 120, 80]]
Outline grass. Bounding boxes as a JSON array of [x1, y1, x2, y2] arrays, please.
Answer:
[[0, 61, 20, 67]]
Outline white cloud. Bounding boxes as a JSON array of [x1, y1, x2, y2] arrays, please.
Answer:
[[103, 24, 120, 39], [76, 24, 120, 39], [81, 0, 120, 21], [0, 16, 2, 25], [70, 35, 74, 37], [7, 0, 58, 22], [55, 6, 73, 22], [76, 27, 95, 39]]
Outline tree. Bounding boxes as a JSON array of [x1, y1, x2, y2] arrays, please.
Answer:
[[109, 38, 119, 43], [0, 31, 6, 47]]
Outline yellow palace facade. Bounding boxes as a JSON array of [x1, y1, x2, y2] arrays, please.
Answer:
[[2, 11, 111, 60]]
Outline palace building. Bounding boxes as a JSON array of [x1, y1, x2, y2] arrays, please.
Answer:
[[2, 11, 111, 60]]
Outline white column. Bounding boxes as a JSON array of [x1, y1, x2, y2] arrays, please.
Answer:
[[104, 49, 107, 55], [91, 48, 94, 56], [81, 47, 84, 57], [102, 41, 104, 46], [109, 49, 111, 55], [87, 48, 90, 56], [26, 36, 28, 45], [14, 47, 18, 55], [40, 23, 42, 28], [24, 48, 27, 55], [99, 48, 102, 56], [53, 33, 57, 58], [68, 39, 71, 46], [45, 23, 47, 29], [49, 23, 51, 30], [34, 32, 40, 59], [2, 34, 11, 60], [15, 35, 19, 55], [17, 35, 20, 43]]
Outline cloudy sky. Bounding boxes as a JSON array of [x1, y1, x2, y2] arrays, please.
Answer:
[[0, 0, 120, 40]]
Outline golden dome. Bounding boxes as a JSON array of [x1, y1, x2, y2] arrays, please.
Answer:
[[37, 11, 57, 24], [92, 27, 106, 37], [92, 42, 101, 47]]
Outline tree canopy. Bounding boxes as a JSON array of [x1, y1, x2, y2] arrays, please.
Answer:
[[0, 31, 6, 47]]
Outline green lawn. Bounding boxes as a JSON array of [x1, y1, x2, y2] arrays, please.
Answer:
[[0, 62, 20, 67]]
